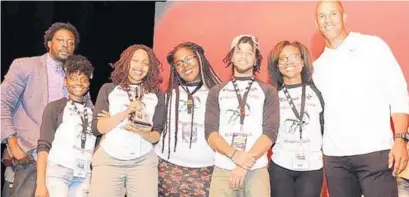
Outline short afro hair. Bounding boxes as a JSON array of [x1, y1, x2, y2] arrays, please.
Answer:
[[43, 22, 80, 51], [63, 55, 94, 79]]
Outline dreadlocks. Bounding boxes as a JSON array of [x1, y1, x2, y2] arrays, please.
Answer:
[[223, 36, 263, 74], [110, 44, 163, 93], [161, 42, 222, 159]]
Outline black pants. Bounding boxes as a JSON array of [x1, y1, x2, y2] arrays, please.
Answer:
[[324, 150, 398, 197], [268, 162, 323, 197]]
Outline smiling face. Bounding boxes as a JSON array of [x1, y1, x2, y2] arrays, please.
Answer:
[[173, 47, 200, 82], [65, 71, 90, 101], [232, 42, 256, 77], [316, 1, 347, 41], [128, 49, 150, 84], [277, 45, 303, 85]]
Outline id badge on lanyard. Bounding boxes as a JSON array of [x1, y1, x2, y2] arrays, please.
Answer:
[[70, 100, 90, 178], [293, 151, 309, 170], [230, 77, 254, 151], [231, 126, 248, 151], [283, 84, 306, 139], [73, 151, 88, 178], [74, 133, 89, 178]]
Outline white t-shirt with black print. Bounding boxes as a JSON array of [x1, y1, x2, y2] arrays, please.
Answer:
[[155, 84, 215, 168], [272, 84, 323, 171], [38, 97, 96, 172], [92, 83, 165, 160], [205, 77, 280, 171]]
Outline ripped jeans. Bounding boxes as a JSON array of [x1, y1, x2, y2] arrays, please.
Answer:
[[46, 161, 91, 197]]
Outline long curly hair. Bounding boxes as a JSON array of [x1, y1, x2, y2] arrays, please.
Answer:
[[110, 44, 163, 93]]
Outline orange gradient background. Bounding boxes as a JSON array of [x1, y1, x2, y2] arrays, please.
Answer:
[[153, 1, 409, 196]]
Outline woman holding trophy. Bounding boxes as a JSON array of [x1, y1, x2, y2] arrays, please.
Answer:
[[89, 44, 165, 197]]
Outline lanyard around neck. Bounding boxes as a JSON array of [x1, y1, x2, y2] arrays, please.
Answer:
[[231, 77, 255, 125], [282, 84, 306, 139], [181, 82, 203, 114], [69, 99, 90, 150]]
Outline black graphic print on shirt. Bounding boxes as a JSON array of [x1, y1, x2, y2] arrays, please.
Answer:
[[225, 103, 251, 125]]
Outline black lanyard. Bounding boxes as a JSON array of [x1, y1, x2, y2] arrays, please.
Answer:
[[282, 84, 306, 139], [69, 100, 90, 150], [231, 77, 255, 125], [181, 82, 203, 114]]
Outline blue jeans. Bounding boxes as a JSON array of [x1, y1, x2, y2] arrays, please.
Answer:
[[397, 177, 409, 197], [46, 161, 91, 197], [8, 149, 37, 197], [9, 162, 36, 197], [2, 166, 15, 197], [2, 181, 13, 197]]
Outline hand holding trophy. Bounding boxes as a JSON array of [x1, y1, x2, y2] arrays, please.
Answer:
[[125, 87, 152, 133]]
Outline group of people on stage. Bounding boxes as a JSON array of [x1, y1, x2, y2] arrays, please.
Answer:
[[1, 1, 409, 197]]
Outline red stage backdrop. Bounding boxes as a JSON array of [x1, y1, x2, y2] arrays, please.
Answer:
[[153, 1, 409, 196]]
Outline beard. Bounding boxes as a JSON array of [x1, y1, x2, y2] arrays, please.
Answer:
[[234, 64, 254, 75], [50, 50, 71, 63]]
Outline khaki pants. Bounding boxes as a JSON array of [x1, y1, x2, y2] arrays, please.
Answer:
[[209, 167, 270, 197], [89, 147, 158, 197]]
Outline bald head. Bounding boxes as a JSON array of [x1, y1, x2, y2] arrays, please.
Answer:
[[315, 0, 348, 45], [316, 1, 344, 17]]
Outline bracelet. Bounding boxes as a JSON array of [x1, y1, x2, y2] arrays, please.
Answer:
[[230, 150, 238, 159]]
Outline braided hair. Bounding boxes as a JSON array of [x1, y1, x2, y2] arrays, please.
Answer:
[[161, 42, 222, 159]]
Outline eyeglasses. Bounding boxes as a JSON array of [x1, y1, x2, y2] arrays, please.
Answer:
[[278, 54, 301, 65], [174, 55, 196, 68]]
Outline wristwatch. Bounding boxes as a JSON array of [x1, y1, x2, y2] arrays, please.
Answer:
[[395, 133, 409, 142]]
